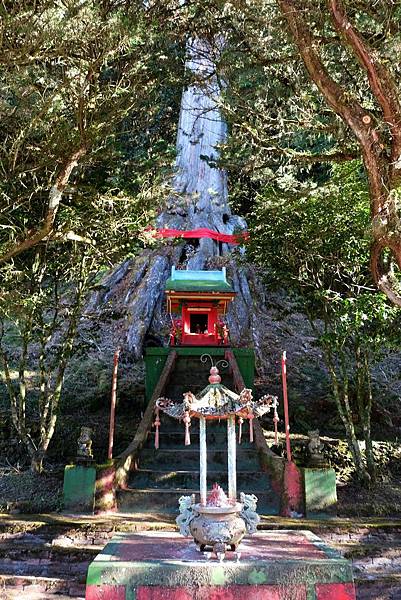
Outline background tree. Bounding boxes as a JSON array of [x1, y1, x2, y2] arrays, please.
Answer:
[[0, 179, 161, 473], [212, 0, 401, 306], [248, 162, 400, 480], [0, 0, 182, 263], [0, 0, 183, 472]]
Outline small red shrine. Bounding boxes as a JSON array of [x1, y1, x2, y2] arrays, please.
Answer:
[[166, 267, 235, 346]]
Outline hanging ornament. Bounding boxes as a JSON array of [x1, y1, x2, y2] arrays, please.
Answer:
[[249, 413, 254, 443], [183, 411, 191, 446], [273, 399, 279, 445], [153, 407, 161, 450], [238, 417, 243, 444]]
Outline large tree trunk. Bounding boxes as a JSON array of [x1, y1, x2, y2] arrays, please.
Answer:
[[87, 38, 262, 360]]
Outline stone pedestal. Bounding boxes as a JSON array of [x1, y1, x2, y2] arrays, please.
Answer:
[[303, 468, 337, 518], [63, 464, 96, 513], [85, 530, 355, 599]]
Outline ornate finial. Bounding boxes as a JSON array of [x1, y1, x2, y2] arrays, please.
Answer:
[[200, 354, 228, 384], [209, 365, 221, 384]]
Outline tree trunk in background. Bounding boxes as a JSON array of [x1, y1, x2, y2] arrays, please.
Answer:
[[157, 37, 247, 266], [87, 38, 262, 361]]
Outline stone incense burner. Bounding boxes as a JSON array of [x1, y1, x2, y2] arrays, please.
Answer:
[[189, 485, 248, 555]]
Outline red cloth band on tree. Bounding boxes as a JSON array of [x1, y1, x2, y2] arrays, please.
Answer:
[[147, 227, 249, 245]]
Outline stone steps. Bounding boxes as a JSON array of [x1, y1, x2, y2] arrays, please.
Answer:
[[0, 540, 98, 561], [138, 448, 260, 470], [318, 530, 401, 593], [0, 573, 85, 598], [145, 431, 254, 449], [0, 556, 89, 578], [116, 487, 279, 514], [0, 532, 97, 599], [117, 354, 275, 514], [149, 420, 251, 433], [163, 357, 234, 401], [128, 468, 272, 490]]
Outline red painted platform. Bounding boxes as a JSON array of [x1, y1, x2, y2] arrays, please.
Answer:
[[86, 530, 356, 600]]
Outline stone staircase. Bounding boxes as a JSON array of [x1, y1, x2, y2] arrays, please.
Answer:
[[0, 529, 93, 599], [116, 355, 280, 514]]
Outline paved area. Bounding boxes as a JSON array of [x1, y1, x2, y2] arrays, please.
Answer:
[[1, 514, 401, 598]]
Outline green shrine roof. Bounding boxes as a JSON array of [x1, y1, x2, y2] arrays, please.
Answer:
[[165, 267, 234, 293]]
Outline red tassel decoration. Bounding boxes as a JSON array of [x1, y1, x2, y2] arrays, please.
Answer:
[[238, 417, 243, 444], [154, 408, 160, 450], [273, 403, 279, 445], [249, 414, 254, 443], [183, 411, 191, 446]]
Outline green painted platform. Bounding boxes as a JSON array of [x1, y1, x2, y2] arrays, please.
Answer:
[[85, 530, 356, 599], [304, 468, 337, 518]]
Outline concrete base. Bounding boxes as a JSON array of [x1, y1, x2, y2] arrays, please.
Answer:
[[85, 530, 355, 599], [304, 468, 337, 518], [63, 465, 96, 513]]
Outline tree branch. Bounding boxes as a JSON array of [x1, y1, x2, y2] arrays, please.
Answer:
[[277, 0, 387, 212], [329, 0, 401, 174], [0, 145, 87, 264]]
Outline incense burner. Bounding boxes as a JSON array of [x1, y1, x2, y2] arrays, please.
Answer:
[[177, 487, 260, 557], [189, 502, 246, 554]]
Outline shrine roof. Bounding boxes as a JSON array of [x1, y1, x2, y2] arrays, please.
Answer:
[[165, 267, 234, 293]]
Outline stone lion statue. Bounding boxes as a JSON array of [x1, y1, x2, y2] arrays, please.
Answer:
[[308, 429, 324, 454], [77, 427, 93, 460], [307, 429, 327, 467], [240, 492, 260, 534], [176, 495, 195, 536]]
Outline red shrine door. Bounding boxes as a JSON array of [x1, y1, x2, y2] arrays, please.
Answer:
[[181, 304, 219, 345]]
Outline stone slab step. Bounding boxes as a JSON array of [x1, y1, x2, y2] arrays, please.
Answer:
[[154, 423, 252, 435], [116, 487, 279, 514], [0, 541, 98, 561], [138, 448, 260, 470], [145, 431, 254, 449], [0, 557, 89, 578], [128, 469, 271, 490]]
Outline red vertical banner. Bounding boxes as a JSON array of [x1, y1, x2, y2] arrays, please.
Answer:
[[108, 347, 120, 460], [281, 351, 292, 462]]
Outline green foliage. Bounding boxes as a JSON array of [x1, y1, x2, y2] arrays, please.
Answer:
[[0, 0, 183, 261], [248, 163, 400, 479], [0, 1, 185, 471], [217, 0, 401, 172], [248, 162, 400, 355], [249, 162, 371, 295]]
